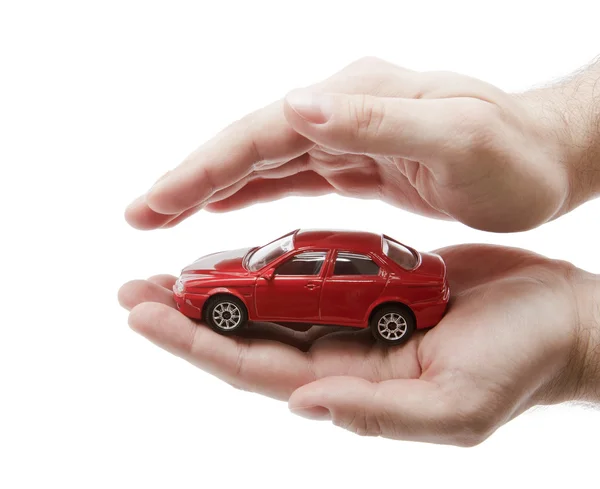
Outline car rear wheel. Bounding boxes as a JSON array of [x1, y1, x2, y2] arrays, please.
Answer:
[[370, 305, 415, 345], [205, 296, 248, 334]]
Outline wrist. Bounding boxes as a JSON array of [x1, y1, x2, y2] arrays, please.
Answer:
[[534, 268, 600, 405], [572, 272, 600, 403], [546, 91, 600, 209], [517, 88, 599, 214], [523, 63, 600, 208]]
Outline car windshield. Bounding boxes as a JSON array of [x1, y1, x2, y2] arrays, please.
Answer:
[[382, 238, 418, 270], [246, 234, 294, 272]]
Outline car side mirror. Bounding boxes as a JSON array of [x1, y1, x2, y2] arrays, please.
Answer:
[[263, 268, 275, 280]]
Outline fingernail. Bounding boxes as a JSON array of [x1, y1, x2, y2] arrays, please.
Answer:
[[286, 90, 332, 124], [290, 405, 331, 421]]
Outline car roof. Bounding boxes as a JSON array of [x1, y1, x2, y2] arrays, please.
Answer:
[[293, 229, 383, 254]]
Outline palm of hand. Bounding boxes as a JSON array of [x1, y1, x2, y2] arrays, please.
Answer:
[[119, 244, 578, 445]]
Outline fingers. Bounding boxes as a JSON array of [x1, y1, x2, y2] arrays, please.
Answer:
[[161, 153, 312, 227], [124, 59, 421, 230], [288, 376, 494, 446], [205, 171, 334, 213], [119, 277, 320, 398], [147, 274, 178, 289], [119, 276, 338, 350], [160, 203, 205, 229], [125, 195, 175, 230], [283, 90, 470, 159], [141, 101, 314, 216], [128, 302, 315, 400], [118, 279, 176, 310]]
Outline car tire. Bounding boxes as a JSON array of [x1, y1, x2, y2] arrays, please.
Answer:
[[205, 295, 248, 334], [369, 305, 415, 345]]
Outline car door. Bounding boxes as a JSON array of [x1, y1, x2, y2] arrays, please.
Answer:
[[254, 250, 329, 321], [320, 251, 388, 325]]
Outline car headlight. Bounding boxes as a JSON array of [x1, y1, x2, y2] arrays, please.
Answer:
[[175, 278, 185, 295]]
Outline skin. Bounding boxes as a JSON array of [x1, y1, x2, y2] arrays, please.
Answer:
[[119, 245, 600, 445], [125, 57, 600, 232], [120, 57, 600, 444]]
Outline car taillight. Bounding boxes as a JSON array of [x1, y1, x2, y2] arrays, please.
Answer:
[[175, 278, 185, 295]]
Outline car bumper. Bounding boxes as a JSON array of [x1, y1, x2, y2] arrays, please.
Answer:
[[173, 287, 209, 320], [413, 286, 450, 329]]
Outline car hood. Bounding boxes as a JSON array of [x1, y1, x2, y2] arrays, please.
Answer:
[[182, 247, 254, 275]]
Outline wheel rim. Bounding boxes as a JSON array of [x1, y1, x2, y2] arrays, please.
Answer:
[[212, 302, 242, 330], [377, 312, 408, 341]]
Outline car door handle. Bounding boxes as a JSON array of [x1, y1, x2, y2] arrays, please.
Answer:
[[305, 283, 320, 290]]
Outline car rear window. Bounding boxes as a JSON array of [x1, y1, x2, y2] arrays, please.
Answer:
[[382, 238, 418, 270]]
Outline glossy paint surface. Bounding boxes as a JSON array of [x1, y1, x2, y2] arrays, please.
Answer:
[[173, 229, 449, 329]]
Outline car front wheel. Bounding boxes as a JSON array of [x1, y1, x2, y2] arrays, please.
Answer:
[[370, 305, 415, 345], [205, 296, 248, 334]]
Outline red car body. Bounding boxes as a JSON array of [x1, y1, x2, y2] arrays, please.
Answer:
[[174, 230, 449, 341]]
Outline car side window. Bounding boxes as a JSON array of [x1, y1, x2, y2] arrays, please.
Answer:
[[333, 252, 380, 276], [275, 251, 327, 276]]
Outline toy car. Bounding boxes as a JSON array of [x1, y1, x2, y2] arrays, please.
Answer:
[[173, 229, 449, 345]]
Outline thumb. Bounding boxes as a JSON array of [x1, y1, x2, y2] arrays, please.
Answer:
[[288, 376, 487, 446], [283, 90, 453, 158]]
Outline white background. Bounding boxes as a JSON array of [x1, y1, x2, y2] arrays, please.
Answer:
[[1, 1, 600, 487]]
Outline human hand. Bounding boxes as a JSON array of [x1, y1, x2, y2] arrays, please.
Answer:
[[118, 244, 600, 446], [125, 57, 594, 232]]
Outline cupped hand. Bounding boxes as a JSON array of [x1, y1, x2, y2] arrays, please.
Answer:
[[126, 57, 575, 232], [118, 244, 596, 446]]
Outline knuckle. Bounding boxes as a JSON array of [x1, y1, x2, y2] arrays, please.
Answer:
[[236, 113, 264, 162], [196, 165, 216, 197], [344, 56, 387, 73], [330, 57, 404, 95], [349, 95, 386, 143], [228, 339, 256, 394], [234, 339, 251, 378], [186, 321, 203, 356], [543, 259, 581, 282], [333, 410, 382, 437], [417, 70, 464, 96]]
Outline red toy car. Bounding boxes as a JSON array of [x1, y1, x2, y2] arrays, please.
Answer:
[[173, 229, 449, 344]]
